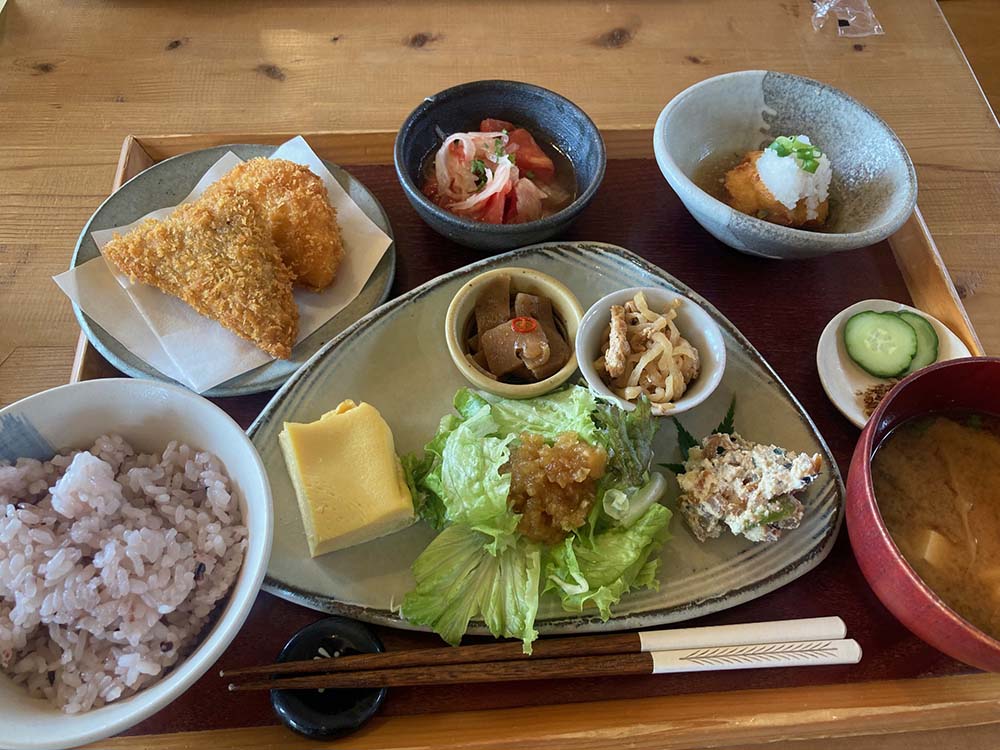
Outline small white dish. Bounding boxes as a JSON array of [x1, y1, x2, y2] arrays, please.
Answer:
[[0, 378, 273, 750], [817, 299, 972, 428], [576, 287, 726, 417]]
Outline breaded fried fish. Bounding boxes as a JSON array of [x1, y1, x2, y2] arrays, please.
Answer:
[[201, 158, 344, 290], [102, 188, 298, 359]]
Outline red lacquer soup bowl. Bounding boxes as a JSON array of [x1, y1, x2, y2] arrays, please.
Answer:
[[847, 356, 1000, 671]]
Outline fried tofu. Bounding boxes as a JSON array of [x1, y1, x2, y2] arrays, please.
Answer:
[[605, 304, 630, 378], [201, 158, 344, 290], [724, 151, 829, 228], [102, 187, 298, 359]]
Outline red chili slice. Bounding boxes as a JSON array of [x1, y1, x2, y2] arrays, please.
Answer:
[[511, 316, 537, 334]]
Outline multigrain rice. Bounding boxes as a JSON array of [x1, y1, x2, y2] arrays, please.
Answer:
[[0, 435, 246, 713]]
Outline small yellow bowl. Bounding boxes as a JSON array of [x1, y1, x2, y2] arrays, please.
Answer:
[[444, 267, 584, 399]]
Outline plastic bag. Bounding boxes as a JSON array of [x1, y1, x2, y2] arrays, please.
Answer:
[[812, 0, 885, 37]]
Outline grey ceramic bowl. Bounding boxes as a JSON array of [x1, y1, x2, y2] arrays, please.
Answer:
[[394, 80, 605, 252], [653, 70, 917, 259]]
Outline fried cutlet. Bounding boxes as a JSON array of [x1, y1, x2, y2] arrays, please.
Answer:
[[724, 151, 829, 228], [102, 187, 298, 359], [201, 158, 344, 291]]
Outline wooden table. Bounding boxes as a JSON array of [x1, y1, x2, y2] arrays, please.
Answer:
[[2, 1, 1000, 748]]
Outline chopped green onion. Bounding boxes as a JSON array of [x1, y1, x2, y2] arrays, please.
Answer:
[[767, 135, 824, 173], [770, 136, 795, 157], [471, 159, 487, 189]]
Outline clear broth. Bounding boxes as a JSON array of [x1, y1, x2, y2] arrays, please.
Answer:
[[872, 411, 1000, 640], [691, 150, 747, 203]]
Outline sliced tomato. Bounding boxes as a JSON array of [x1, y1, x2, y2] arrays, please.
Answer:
[[480, 118, 514, 132], [504, 129, 555, 183], [503, 186, 518, 223], [476, 191, 506, 224]]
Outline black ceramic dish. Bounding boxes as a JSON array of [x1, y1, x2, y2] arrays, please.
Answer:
[[394, 79, 606, 252], [270, 616, 387, 739]]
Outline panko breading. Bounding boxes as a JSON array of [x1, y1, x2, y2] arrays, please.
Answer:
[[201, 158, 344, 290], [102, 188, 298, 359], [724, 151, 829, 228]]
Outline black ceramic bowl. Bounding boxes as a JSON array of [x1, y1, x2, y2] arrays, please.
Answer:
[[394, 79, 606, 252]]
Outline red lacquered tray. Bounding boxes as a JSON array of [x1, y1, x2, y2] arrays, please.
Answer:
[[70, 131, 996, 750]]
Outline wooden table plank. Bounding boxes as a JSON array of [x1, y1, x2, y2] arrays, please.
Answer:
[[1, 0, 1000, 409], [2, 2, 1000, 748], [941, 0, 1000, 116]]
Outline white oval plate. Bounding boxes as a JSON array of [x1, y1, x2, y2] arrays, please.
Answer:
[[817, 298, 972, 429], [250, 242, 844, 635]]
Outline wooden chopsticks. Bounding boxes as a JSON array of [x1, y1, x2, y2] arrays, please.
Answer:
[[223, 617, 860, 692]]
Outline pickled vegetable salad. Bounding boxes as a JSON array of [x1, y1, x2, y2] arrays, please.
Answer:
[[400, 386, 671, 651]]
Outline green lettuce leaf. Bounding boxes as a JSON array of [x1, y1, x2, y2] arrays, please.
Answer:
[[438, 404, 519, 550], [544, 503, 672, 620], [404, 413, 462, 529], [468, 386, 599, 444], [401, 524, 541, 651], [592, 396, 657, 489], [400, 453, 445, 530]]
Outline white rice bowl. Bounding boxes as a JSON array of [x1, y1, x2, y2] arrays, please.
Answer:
[[0, 379, 272, 750]]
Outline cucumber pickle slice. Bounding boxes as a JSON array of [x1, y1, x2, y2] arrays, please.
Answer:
[[843, 311, 917, 378], [897, 311, 939, 374]]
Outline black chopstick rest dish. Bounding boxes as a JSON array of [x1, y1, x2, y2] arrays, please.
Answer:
[[268, 616, 387, 739]]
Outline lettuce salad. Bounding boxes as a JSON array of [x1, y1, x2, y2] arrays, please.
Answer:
[[400, 385, 671, 651]]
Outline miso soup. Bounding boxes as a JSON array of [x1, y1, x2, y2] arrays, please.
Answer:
[[872, 412, 1000, 640]]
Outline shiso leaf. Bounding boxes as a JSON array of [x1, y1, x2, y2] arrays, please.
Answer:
[[673, 417, 699, 461], [714, 396, 737, 436]]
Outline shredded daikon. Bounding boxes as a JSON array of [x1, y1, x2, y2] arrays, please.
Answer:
[[595, 292, 701, 415]]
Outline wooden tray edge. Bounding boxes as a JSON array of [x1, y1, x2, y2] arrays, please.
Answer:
[[94, 672, 1000, 750], [888, 207, 984, 355]]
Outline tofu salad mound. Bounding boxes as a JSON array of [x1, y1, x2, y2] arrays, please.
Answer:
[[0, 435, 246, 713], [663, 404, 823, 543], [400, 386, 671, 651]]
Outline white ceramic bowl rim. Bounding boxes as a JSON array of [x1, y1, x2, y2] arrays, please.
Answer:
[[0, 378, 273, 750], [576, 286, 727, 416], [653, 69, 917, 242]]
